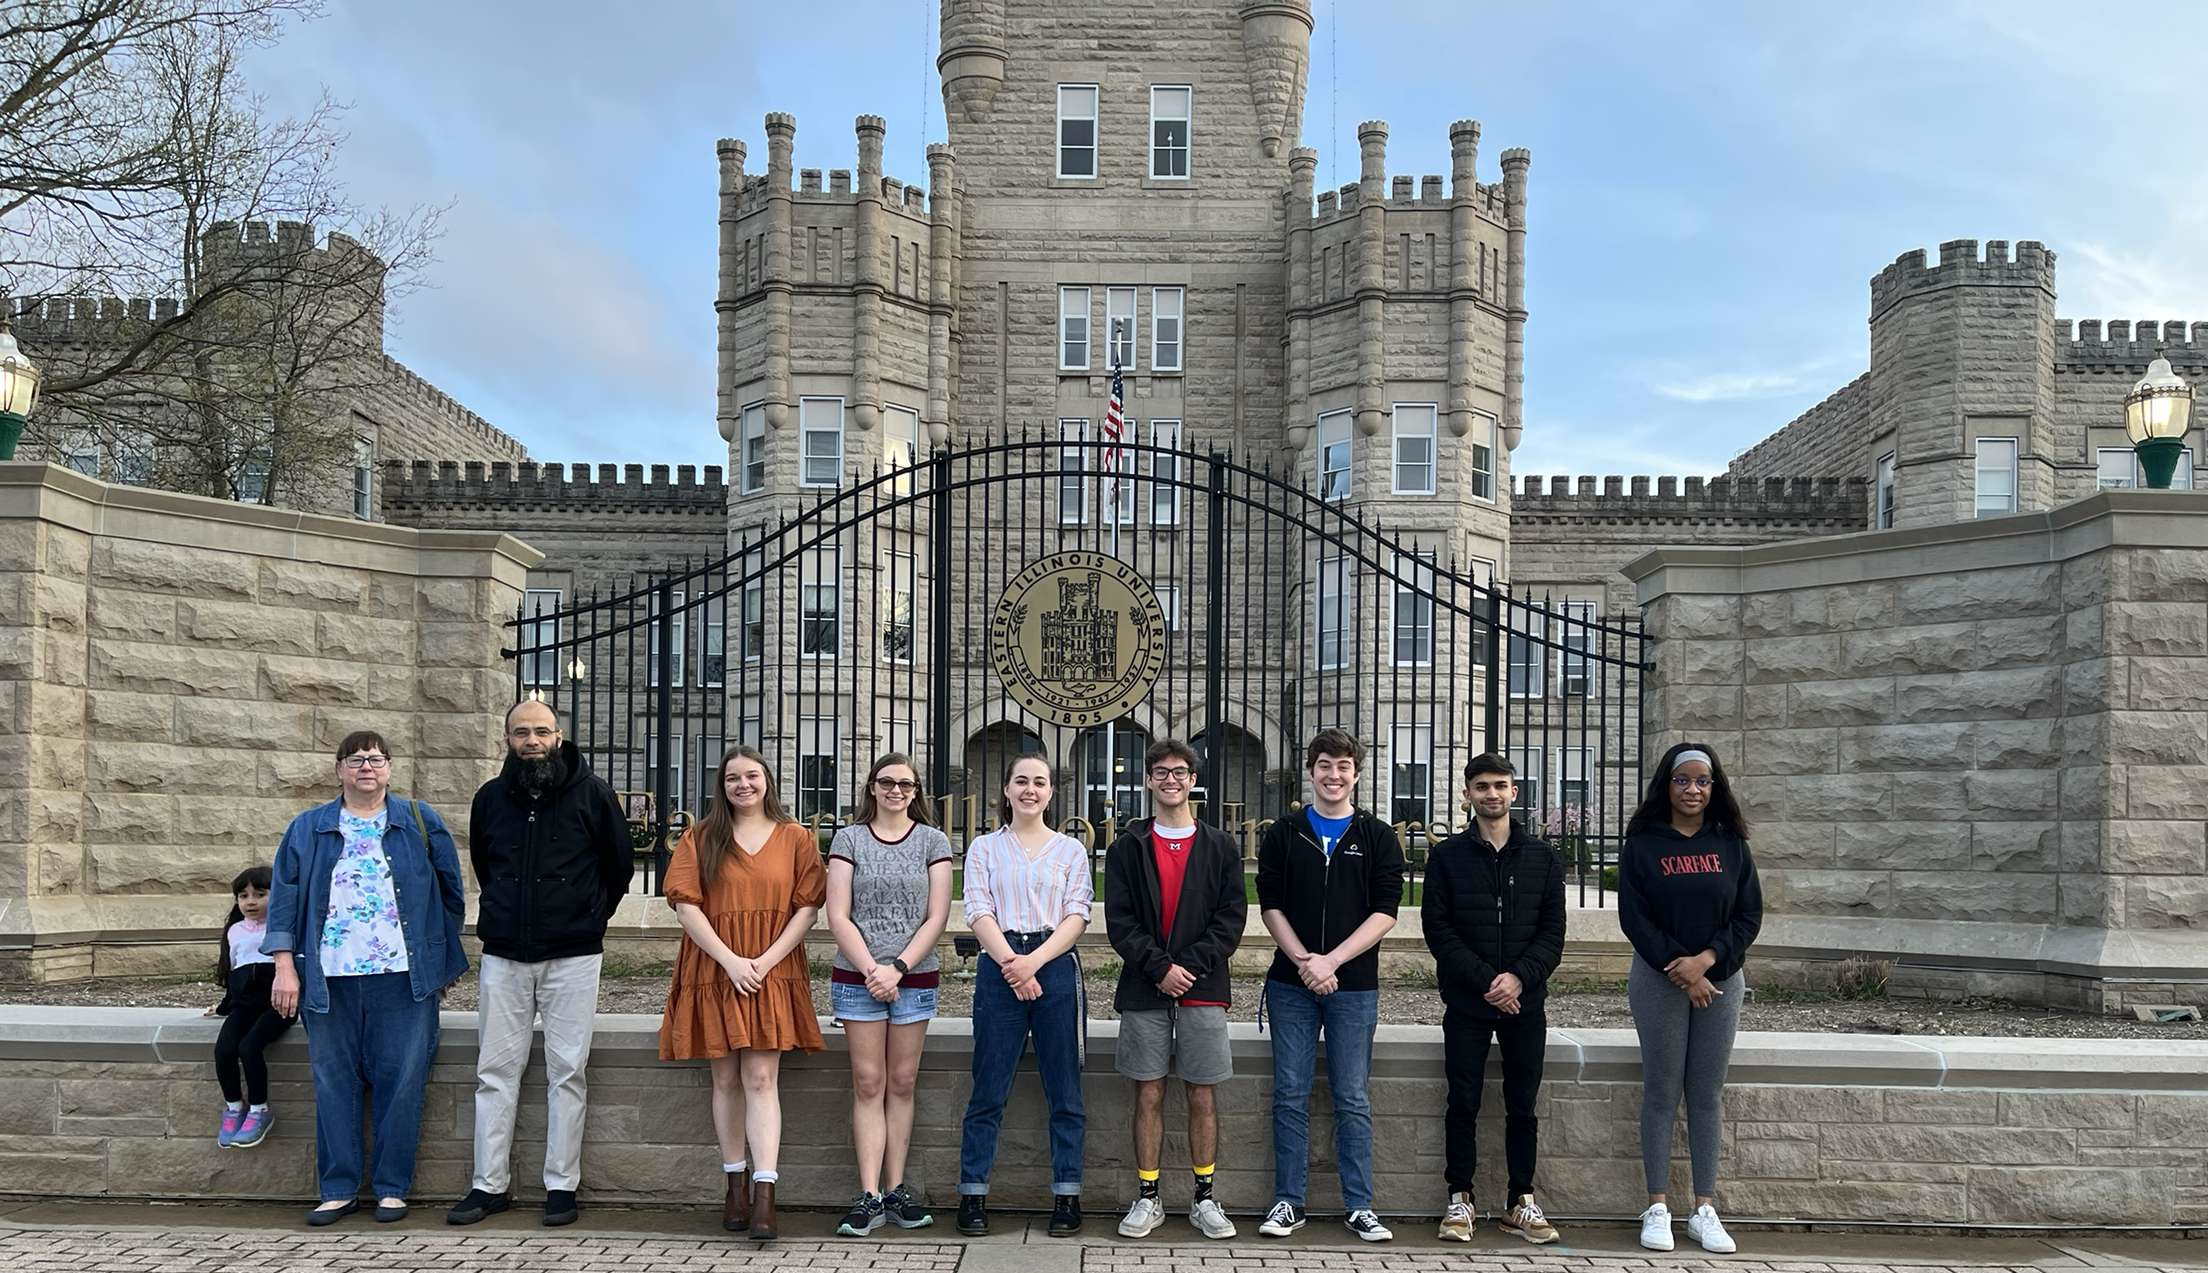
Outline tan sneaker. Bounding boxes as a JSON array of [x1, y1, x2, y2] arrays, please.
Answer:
[[1501, 1194, 1558, 1245], [1437, 1191, 1475, 1242]]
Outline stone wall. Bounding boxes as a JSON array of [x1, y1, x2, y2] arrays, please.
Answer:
[[1627, 490, 2208, 1010], [1, 1006, 2201, 1227], [0, 463, 540, 981]]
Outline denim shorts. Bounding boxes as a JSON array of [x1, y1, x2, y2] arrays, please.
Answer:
[[832, 978, 938, 1026]]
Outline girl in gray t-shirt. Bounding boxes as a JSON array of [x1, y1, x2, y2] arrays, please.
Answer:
[[823, 754, 954, 1234]]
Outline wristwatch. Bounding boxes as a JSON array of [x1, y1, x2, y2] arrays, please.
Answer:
[[889, 957, 910, 975]]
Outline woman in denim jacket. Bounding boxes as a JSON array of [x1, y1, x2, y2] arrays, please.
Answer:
[[264, 730, 468, 1226]]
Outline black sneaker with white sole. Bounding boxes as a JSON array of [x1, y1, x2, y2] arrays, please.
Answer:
[[1345, 1209, 1394, 1242], [836, 1192, 885, 1237], [882, 1185, 933, 1229], [1257, 1200, 1306, 1237]]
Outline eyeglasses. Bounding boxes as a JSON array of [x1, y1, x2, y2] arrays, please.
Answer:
[[341, 755, 391, 771], [1149, 766, 1193, 782], [873, 778, 919, 794], [1670, 775, 1713, 791]]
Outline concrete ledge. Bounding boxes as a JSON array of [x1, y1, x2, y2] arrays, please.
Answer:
[[1, 1006, 2205, 1225]]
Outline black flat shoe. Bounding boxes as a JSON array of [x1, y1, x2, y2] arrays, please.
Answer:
[[374, 1201, 409, 1223], [542, 1189, 579, 1227], [306, 1200, 358, 1226], [956, 1195, 988, 1236], [1048, 1195, 1083, 1237]]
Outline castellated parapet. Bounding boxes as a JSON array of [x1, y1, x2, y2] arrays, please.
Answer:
[[1868, 238, 2054, 321], [381, 459, 725, 514], [1514, 472, 1871, 521]]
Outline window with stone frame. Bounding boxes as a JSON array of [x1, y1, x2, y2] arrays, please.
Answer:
[[1058, 418, 1089, 524], [1392, 550, 1436, 666], [1876, 450, 1896, 528], [740, 578, 764, 661], [1149, 419, 1182, 525], [1317, 408, 1351, 501], [2098, 445, 2194, 490], [1317, 551, 1354, 670], [1060, 286, 1091, 370], [1150, 86, 1190, 178], [519, 588, 562, 688], [739, 402, 767, 494], [352, 435, 374, 518], [1392, 403, 1437, 495], [883, 550, 915, 663], [648, 589, 687, 687], [1057, 85, 1098, 179], [1390, 723, 1432, 826], [1974, 437, 2018, 518], [1558, 600, 1597, 696], [799, 396, 844, 488], [799, 549, 839, 659], [1152, 287, 1183, 372], [1107, 287, 1136, 370], [1469, 411, 1496, 501], [700, 594, 726, 687], [884, 404, 921, 495], [797, 716, 839, 822]]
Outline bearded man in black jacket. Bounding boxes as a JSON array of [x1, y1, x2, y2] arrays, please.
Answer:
[[447, 701, 633, 1229], [1421, 752, 1566, 1246]]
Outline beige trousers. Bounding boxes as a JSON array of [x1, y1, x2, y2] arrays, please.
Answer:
[[471, 952, 603, 1193]]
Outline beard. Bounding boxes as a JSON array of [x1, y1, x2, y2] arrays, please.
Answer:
[[513, 748, 564, 794]]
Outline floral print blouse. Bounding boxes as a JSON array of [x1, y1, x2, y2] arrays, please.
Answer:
[[318, 808, 412, 976]]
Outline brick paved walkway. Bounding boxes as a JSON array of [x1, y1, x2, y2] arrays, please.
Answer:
[[0, 1216, 2200, 1273]]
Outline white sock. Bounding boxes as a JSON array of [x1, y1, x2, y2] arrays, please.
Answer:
[[248, 1104, 267, 1114], [226, 1101, 245, 1112], [753, 1170, 779, 1185], [723, 1161, 747, 1174]]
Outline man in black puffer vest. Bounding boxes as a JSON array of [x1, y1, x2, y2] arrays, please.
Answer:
[[1422, 752, 1566, 1247], [448, 700, 633, 1230]]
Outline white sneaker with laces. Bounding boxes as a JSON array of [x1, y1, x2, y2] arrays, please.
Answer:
[[1345, 1209, 1393, 1242], [1437, 1192, 1475, 1242], [1639, 1202, 1675, 1251], [1257, 1200, 1304, 1237], [1190, 1197, 1236, 1239], [1118, 1195, 1165, 1238], [1687, 1203, 1736, 1253]]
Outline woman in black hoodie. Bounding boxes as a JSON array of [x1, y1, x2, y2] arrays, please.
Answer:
[[1618, 742, 1761, 1256]]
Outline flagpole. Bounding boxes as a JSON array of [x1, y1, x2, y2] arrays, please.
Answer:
[[1104, 348, 1122, 837]]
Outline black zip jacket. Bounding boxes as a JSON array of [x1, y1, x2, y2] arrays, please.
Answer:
[[1104, 817, 1249, 1011], [1421, 819, 1567, 1017], [468, 742, 634, 962], [1254, 807, 1406, 993], [1619, 822, 1763, 982]]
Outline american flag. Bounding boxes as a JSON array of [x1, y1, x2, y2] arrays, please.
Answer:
[[1102, 353, 1126, 512]]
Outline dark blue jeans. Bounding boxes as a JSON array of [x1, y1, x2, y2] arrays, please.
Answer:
[[1267, 979, 1378, 1211], [302, 971, 441, 1201], [959, 933, 1085, 1195]]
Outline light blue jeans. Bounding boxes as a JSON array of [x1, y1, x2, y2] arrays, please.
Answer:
[[1266, 979, 1379, 1211]]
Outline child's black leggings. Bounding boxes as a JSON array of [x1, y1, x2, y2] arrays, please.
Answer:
[[215, 988, 294, 1105]]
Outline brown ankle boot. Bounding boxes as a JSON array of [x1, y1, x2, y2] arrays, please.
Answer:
[[748, 1180, 777, 1241], [722, 1169, 750, 1232]]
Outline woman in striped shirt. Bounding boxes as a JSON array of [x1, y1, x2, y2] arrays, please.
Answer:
[[954, 753, 1093, 1239]]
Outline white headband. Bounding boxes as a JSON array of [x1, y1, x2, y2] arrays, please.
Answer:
[[1673, 749, 1713, 770]]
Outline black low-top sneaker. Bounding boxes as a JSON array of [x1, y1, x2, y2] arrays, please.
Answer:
[[1345, 1209, 1394, 1242], [956, 1195, 988, 1236], [1048, 1195, 1082, 1237], [445, 1189, 511, 1226], [837, 1192, 885, 1237], [1257, 1200, 1305, 1237], [883, 1185, 933, 1229], [541, 1190, 578, 1227]]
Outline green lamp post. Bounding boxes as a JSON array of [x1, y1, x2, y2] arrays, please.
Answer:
[[0, 313, 41, 462], [2125, 353, 2194, 489]]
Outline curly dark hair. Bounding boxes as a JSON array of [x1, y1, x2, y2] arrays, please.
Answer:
[[1626, 741, 1748, 839]]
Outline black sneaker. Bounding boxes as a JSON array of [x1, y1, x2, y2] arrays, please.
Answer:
[[445, 1189, 511, 1225], [1257, 1200, 1306, 1237], [1048, 1194, 1082, 1237], [883, 1185, 933, 1229], [541, 1190, 578, 1227], [956, 1195, 988, 1236], [837, 1192, 885, 1237]]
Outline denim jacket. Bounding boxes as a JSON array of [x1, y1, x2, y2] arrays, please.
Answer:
[[262, 796, 469, 1015]]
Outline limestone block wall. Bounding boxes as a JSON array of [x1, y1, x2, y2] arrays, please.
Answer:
[[0, 463, 540, 981], [1, 1006, 2201, 1227], [1627, 490, 2208, 1010]]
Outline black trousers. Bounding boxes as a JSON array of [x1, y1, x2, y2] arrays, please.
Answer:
[[214, 980, 294, 1105], [1442, 1002, 1546, 1200]]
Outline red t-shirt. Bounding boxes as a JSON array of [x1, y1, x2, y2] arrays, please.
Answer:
[[1151, 824, 1224, 1007]]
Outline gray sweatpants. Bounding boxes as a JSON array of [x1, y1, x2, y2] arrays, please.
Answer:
[[1627, 958, 1744, 1198]]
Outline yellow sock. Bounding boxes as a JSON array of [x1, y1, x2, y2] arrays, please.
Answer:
[[1138, 1167, 1160, 1198]]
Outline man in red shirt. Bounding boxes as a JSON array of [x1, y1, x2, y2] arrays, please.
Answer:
[[1102, 739, 1248, 1241]]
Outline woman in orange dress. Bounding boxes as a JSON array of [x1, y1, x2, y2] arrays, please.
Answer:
[[659, 744, 825, 1242]]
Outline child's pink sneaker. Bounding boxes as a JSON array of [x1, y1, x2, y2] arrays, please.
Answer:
[[231, 1106, 273, 1148], [218, 1105, 244, 1147]]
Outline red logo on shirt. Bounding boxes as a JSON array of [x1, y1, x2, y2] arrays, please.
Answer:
[[1659, 853, 1724, 876]]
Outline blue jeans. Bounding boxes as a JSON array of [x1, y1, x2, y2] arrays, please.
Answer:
[[302, 971, 441, 1201], [1267, 979, 1378, 1211], [959, 934, 1084, 1195]]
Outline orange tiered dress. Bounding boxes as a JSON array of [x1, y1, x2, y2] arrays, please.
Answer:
[[658, 822, 827, 1059]]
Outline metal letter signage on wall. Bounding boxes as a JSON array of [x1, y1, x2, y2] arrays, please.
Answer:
[[990, 550, 1168, 727]]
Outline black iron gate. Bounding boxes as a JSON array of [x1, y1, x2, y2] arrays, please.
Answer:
[[506, 436, 1649, 902]]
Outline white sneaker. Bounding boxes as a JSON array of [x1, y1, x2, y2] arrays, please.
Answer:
[[1190, 1197, 1236, 1239], [1118, 1194, 1165, 1238], [1344, 1209, 1393, 1242], [1257, 1200, 1305, 1237], [1437, 1192, 1474, 1242], [1687, 1203, 1736, 1253], [1639, 1202, 1674, 1251]]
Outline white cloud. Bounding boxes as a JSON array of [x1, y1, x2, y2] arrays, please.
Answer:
[[1653, 369, 1812, 403]]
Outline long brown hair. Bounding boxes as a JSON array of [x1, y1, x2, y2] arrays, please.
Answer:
[[691, 744, 794, 887], [997, 751, 1056, 827], [853, 752, 937, 829]]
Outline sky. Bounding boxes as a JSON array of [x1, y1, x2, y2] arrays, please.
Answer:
[[240, 0, 2208, 479]]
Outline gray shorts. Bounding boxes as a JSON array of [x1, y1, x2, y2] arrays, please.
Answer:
[[1115, 1004, 1233, 1086]]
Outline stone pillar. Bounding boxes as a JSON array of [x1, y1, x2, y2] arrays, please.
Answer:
[[925, 143, 960, 447], [1444, 119, 1481, 440], [0, 463, 540, 980], [851, 114, 886, 437], [1499, 147, 1531, 453], [1353, 120, 1389, 440], [762, 112, 797, 432], [1283, 147, 1317, 448], [712, 138, 747, 449]]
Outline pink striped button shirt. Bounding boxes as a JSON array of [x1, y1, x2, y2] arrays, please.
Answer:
[[960, 828, 1093, 933]]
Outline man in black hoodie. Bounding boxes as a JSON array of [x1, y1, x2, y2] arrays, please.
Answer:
[[447, 701, 633, 1229], [1422, 753, 1566, 1246]]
